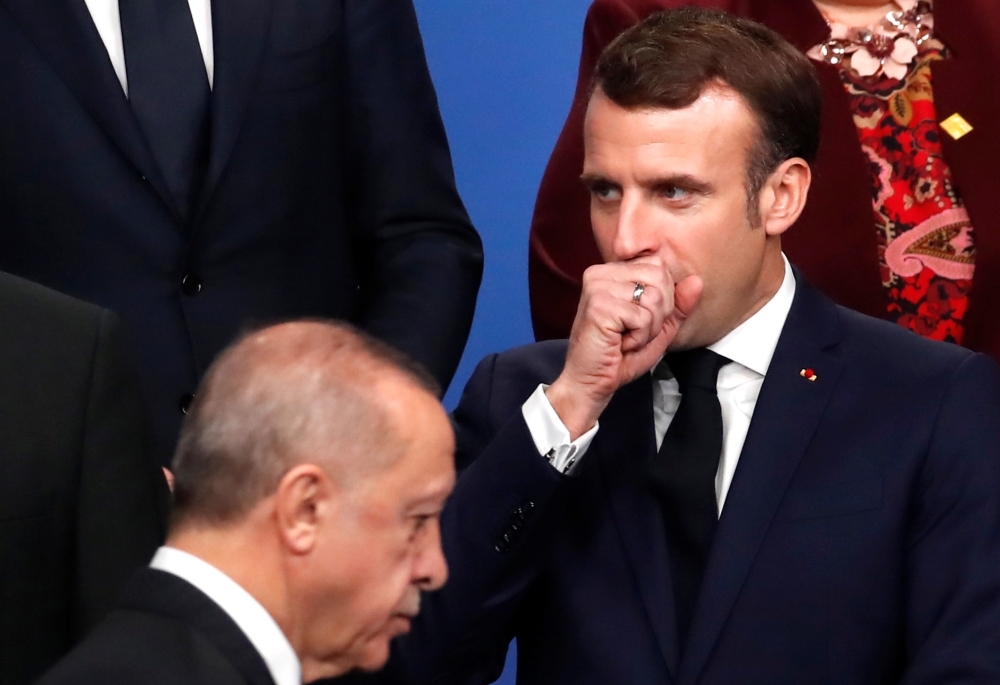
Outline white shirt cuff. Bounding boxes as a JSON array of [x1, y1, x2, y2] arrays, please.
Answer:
[[521, 384, 599, 473]]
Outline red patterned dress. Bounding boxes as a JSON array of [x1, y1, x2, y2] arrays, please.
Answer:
[[808, 0, 975, 343]]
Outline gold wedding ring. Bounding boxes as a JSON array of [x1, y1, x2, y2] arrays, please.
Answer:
[[632, 281, 645, 305]]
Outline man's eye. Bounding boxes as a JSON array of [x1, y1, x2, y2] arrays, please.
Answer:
[[591, 184, 621, 201], [410, 514, 433, 537], [660, 185, 689, 200]]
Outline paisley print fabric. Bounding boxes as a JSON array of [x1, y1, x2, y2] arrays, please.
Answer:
[[809, 1, 975, 343]]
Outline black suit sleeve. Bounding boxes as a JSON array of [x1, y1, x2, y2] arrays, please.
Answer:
[[343, 0, 483, 392], [72, 310, 167, 637]]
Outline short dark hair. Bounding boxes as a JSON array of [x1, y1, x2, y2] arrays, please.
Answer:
[[593, 7, 822, 218], [170, 320, 440, 527]]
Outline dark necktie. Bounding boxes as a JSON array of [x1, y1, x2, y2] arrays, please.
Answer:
[[648, 348, 730, 651], [120, 0, 211, 220]]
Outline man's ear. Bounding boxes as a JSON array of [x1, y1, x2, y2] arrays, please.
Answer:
[[758, 157, 811, 237], [274, 464, 338, 556]]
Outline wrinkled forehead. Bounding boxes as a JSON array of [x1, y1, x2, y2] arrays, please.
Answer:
[[583, 87, 758, 179]]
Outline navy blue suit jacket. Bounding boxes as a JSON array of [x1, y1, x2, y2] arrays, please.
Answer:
[[374, 276, 1000, 685], [0, 0, 482, 464]]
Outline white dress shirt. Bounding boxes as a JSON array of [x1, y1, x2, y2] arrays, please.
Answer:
[[523, 255, 797, 515], [149, 546, 300, 685], [82, 0, 215, 94]]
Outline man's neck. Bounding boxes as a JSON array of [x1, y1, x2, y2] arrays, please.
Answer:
[[168, 522, 296, 644]]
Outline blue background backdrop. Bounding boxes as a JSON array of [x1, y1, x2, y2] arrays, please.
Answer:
[[412, 0, 593, 681]]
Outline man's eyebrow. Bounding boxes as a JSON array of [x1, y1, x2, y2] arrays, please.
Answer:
[[404, 479, 455, 512], [646, 174, 713, 194], [579, 173, 713, 195], [580, 173, 615, 188]]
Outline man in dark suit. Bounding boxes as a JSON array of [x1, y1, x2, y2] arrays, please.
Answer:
[[0, 0, 483, 466], [0, 271, 164, 685], [39, 321, 455, 685], [355, 9, 1000, 685], [529, 0, 1000, 359]]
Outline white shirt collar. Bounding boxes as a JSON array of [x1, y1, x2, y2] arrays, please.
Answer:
[[708, 253, 796, 377], [150, 546, 301, 685]]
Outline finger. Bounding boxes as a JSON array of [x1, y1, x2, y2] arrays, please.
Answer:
[[617, 279, 664, 314], [621, 324, 672, 379], [591, 277, 672, 353], [672, 274, 704, 322], [620, 304, 655, 352], [621, 255, 666, 274], [582, 260, 671, 292], [635, 280, 668, 332], [618, 278, 673, 347], [574, 288, 646, 348], [579, 273, 666, 319]]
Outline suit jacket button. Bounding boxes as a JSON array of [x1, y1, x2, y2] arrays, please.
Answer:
[[181, 273, 202, 296], [179, 393, 195, 414]]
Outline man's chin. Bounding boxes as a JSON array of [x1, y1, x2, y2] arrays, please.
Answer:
[[301, 618, 417, 680], [666, 326, 699, 352], [355, 654, 391, 673], [354, 621, 411, 673]]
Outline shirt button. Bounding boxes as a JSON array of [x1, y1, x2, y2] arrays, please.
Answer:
[[179, 393, 195, 414], [181, 273, 202, 296]]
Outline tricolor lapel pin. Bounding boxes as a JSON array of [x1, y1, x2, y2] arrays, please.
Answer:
[[800, 368, 818, 382]]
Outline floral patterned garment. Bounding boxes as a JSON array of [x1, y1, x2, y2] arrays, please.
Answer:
[[808, 0, 975, 343]]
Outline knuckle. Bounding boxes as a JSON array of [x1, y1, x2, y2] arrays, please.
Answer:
[[582, 264, 609, 285]]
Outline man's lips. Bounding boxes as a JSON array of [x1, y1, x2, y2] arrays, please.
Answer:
[[389, 614, 414, 635]]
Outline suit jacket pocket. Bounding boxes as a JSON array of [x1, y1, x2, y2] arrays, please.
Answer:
[[775, 477, 883, 522], [258, 33, 338, 94], [0, 488, 54, 522]]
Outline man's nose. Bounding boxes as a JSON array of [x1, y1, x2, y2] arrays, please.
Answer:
[[610, 194, 657, 261], [413, 520, 448, 592]]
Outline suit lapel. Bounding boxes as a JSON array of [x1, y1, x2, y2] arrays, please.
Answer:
[[678, 277, 844, 685], [598, 376, 680, 680], [192, 0, 273, 224], [0, 0, 178, 218]]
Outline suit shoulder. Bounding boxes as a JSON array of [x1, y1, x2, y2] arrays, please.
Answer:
[[454, 340, 568, 443], [38, 609, 202, 685], [484, 339, 569, 387], [0, 272, 127, 417], [0, 270, 109, 339], [834, 305, 989, 378]]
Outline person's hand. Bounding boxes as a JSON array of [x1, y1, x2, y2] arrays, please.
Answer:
[[163, 467, 174, 492], [546, 257, 702, 438]]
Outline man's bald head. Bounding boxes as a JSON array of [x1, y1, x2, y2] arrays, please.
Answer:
[[170, 320, 440, 529]]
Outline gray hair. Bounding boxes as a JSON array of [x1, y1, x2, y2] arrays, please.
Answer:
[[170, 320, 439, 527]]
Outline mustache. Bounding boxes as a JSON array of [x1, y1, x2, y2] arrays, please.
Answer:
[[397, 591, 421, 617]]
